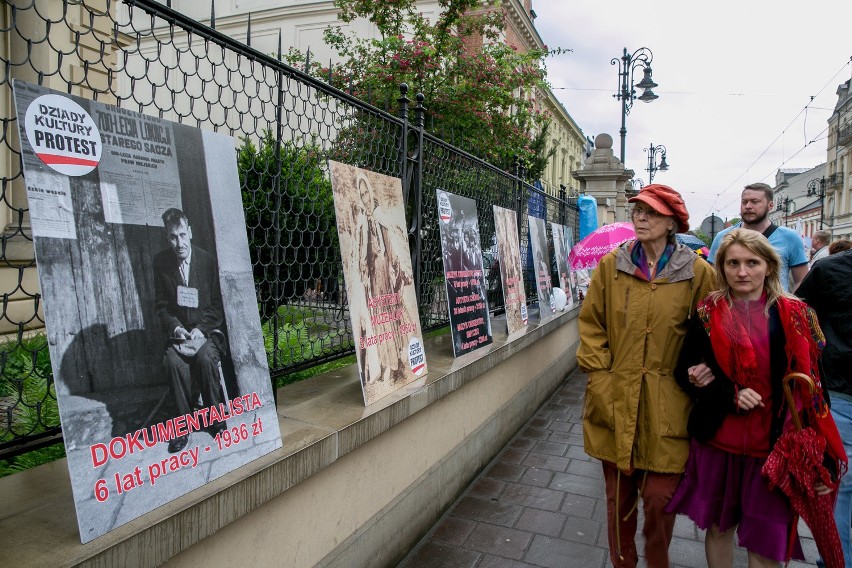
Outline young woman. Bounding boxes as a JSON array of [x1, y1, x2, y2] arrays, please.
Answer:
[[667, 228, 832, 567]]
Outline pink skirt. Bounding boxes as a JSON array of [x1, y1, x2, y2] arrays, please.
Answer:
[[666, 438, 804, 561]]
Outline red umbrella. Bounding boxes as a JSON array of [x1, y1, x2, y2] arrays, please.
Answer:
[[762, 372, 845, 568], [568, 222, 635, 270]]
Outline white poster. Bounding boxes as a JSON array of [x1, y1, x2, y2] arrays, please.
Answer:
[[13, 80, 282, 543]]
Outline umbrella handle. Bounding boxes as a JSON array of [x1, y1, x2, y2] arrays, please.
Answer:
[[782, 372, 816, 432]]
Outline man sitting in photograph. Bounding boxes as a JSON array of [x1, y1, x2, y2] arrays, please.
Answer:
[[154, 207, 226, 453]]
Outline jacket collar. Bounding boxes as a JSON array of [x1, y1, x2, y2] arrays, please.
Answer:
[[614, 240, 698, 283]]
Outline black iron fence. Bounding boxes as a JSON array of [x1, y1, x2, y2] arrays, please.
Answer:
[[0, 0, 578, 460]]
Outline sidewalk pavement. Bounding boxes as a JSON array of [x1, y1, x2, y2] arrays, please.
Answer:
[[397, 367, 821, 568]]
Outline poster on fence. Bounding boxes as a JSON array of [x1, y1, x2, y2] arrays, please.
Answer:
[[550, 222, 576, 311], [436, 190, 492, 356], [528, 216, 555, 321], [12, 80, 282, 543], [492, 206, 528, 335], [328, 160, 426, 405]]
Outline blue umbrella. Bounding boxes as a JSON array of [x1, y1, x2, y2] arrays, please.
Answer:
[[676, 233, 707, 251]]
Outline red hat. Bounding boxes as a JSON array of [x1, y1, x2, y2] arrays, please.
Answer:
[[628, 184, 690, 233]]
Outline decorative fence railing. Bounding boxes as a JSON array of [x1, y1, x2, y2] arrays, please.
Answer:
[[0, 0, 578, 460]]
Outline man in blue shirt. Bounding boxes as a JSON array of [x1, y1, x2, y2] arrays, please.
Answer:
[[708, 183, 808, 291]]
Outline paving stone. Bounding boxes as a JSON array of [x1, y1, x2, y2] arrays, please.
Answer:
[[550, 471, 606, 498], [464, 523, 533, 560], [559, 515, 601, 545], [521, 451, 570, 473], [515, 508, 567, 538], [566, 458, 601, 479], [508, 437, 536, 451], [499, 482, 565, 512], [485, 462, 525, 482], [517, 467, 554, 488], [546, 419, 573, 433], [565, 445, 592, 461], [543, 430, 576, 444], [531, 440, 569, 457], [498, 448, 528, 465], [519, 426, 549, 440], [468, 477, 505, 500], [527, 417, 548, 429], [398, 542, 481, 568], [671, 514, 698, 540], [432, 516, 477, 546], [476, 555, 540, 568], [559, 493, 598, 519], [523, 534, 607, 568], [451, 496, 524, 527], [667, 536, 707, 568]]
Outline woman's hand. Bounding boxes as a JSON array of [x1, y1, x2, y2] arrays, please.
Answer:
[[687, 364, 715, 388], [815, 482, 833, 496], [736, 388, 764, 410]]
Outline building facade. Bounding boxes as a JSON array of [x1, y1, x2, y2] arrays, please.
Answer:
[[826, 74, 852, 239], [770, 165, 827, 240]]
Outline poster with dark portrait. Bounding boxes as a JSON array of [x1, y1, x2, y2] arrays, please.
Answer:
[[12, 81, 282, 543], [492, 206, 528, 335], [551, 222, 576, 311], [328, 161, 426, 405], [528, 216, 555, 321], [436, 190, 493, 356]]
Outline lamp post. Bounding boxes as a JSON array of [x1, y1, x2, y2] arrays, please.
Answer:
[[806, 177, 827, 229], [776, 196, 791, 226], [644, 143, 668, 183], [612, 47, 659, 165]]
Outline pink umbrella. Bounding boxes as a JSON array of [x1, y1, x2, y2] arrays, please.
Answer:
[[568, 222, 636, 270]]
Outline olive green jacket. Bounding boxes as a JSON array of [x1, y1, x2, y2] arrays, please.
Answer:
[[578, 242, 716, 473]]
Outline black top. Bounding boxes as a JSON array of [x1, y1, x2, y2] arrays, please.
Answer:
[[796, 250, 852, 396], [674, 304, 788, 445]]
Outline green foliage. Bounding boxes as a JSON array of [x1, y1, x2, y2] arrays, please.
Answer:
[[691, 229, 712, 246], [238, 131, 339, 321], [0, 334, 63, 477], [286, 0, 559, 178]]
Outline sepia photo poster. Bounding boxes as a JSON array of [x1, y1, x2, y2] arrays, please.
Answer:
[[328, 160, 426, 405], [12, 80, 282, 543], [529, 216, 555, 321], [436, 190, 493, 356], [492, 206, 528, 334], [551, 222, 576, 311]]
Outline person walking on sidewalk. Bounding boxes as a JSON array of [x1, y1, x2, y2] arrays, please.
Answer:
[[707, 183, 808, 292], [668, 229, 833, 567], [578, 184, 715, 568], [797, 247, 852, 568]]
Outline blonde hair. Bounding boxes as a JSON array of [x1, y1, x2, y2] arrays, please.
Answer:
[[708, 228, 793, 314]]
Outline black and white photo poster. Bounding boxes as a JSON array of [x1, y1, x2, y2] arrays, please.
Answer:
[[436, 190, 492, 356], [12, 80, 282, 543]]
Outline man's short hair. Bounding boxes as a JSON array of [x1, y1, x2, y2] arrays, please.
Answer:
[[162, 208, 189, 231], [813, 230, 831, 245], [742, 183, 773, 201]]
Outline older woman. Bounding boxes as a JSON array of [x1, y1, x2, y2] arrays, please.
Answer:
[[579, 184, 715, 568], [668, 229, 835, 567]]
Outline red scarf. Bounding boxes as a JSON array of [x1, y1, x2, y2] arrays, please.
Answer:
[[698, 295, 845, 473]]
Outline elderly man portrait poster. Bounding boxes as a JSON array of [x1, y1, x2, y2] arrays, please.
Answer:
[[12, 81, 281, 543], [328, 160, 426, 405]]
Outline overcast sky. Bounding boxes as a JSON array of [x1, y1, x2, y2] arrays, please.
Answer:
[[532, 0, 852, 229]]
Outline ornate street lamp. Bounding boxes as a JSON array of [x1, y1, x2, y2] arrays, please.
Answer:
[[644, 143, 668, 183], [806, 177, 827, 229], [776, 196, 791, 226], [612, 47, 659, 165]]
